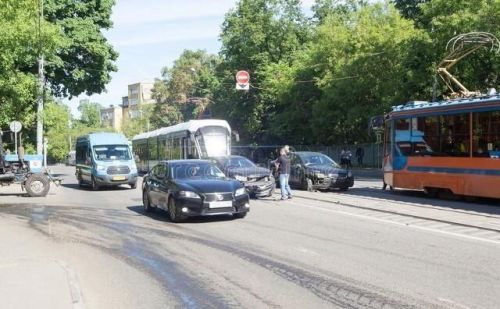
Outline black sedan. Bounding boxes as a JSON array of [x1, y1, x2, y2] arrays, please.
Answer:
[[142, 160, 250, 222], [213, 155, 275, 198], [273, 152, 354, 191]]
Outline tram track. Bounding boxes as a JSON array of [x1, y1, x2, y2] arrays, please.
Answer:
[[290, 189, 500, 243]]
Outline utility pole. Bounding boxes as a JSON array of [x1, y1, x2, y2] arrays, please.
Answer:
[[36, 0, 44, 155]]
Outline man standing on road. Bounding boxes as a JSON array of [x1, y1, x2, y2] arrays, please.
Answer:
[[276, 147, 292, 200]]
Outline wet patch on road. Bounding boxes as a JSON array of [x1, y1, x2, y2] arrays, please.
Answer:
[[0, 204, 445, 309]]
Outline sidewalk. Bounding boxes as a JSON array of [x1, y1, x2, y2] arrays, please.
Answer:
[[0, 215, 83, 309], [350, 167, 383, 179]]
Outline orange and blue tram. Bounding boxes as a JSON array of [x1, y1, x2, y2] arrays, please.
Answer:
[[383, 93, 500, 199]]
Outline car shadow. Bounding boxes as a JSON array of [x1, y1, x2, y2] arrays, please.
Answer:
[[0, 192, 29, 197], [60, 183, 132, 191], [127, 205, 238, 224]]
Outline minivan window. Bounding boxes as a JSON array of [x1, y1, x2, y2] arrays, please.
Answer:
[[93, 145, 131, 161]]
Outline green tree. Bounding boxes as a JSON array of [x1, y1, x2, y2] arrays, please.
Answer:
[[298, 2, 426, 144], [0, 0, 117, 150], [420, 0, 500, 96], [0, 0, 61, 127], [78, 99, 102, 127], [151, 49, 220, 128], [214, 0, 310, 143], [122, 104, 155, 139], [43, 0, 118, 98], [43, 101, 71, 161]]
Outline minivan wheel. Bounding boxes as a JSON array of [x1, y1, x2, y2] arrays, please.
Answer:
[[77, 173, 84, 187], [130, 182, 137, 189], [91, 176, 100, 191]]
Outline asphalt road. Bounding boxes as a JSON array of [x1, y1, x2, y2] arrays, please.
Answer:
[[1, 165, 499, 308]]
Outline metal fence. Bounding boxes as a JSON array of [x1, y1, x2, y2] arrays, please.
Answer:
[[231, 143, 383, 168]]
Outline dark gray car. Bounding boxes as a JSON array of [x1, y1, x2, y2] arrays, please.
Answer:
[[285, 152, 354, 191], [213, 156, 275, 198]]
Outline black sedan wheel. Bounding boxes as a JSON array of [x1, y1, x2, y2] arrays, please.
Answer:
[[142, 190, 154, 212], [168, 198, 184, 223]]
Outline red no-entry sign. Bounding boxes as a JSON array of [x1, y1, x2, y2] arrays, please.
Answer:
[[235, 70, 250, 90]]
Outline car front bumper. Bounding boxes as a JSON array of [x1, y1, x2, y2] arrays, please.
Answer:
[[174, 194, 250, 217], [311, 176, 354, 190], [94, 172, 138, 186], [244, 180, 275, 198]]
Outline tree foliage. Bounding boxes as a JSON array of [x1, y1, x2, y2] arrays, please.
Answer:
[[43, 100, 71, 161], [150, 50, 220, 129], [213, 0, 311, 143], [43, 0, 118, 98], [0, 0, 61, 128], [78, 99, 102, 127], [0, 0, 117, 154]]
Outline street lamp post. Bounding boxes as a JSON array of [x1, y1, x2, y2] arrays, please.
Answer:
[[36, 0, 45, 155]]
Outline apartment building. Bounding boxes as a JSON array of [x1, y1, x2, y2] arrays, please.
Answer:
[[121, 81, 155, 121]]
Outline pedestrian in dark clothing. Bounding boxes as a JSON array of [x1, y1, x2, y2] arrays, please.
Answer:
[[356, 146, 364, 167], [276, 148, 292, 200], [340, 149, 352, 169]]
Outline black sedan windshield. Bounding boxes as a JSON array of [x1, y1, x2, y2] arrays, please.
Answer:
[[298, 153, 339, 167], [170, 163, 226, 180]]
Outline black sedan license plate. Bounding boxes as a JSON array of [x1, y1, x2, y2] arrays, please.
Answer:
[[209, 201, 233, 208]]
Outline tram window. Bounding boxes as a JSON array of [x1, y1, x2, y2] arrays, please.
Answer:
[[472, 111, 500, 157], [158, 139, 166, 160], [416, 116, 439, 154], [397, 142, 412, 156], [149, 138, 158, 160], [440, 114, 470, 157], [395, 118, 410, 130]]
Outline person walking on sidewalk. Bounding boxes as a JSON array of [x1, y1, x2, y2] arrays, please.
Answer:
[[276, 147, 293, 200]]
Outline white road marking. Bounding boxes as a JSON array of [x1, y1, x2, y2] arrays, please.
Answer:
[[293, 202, 500, 245], [437, 297, 471, 309]]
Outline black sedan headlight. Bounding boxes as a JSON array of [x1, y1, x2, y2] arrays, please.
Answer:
[[235, 187, 246, 196], [178, 191, 201, 199]]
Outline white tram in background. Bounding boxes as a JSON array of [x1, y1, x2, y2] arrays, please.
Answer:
[[132, 119, 232, 174]]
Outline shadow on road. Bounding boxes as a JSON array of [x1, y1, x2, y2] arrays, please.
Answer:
[[127, 205, 237, 224], [0, 192, 28, 197], [61, 183, 132, 191], [317, 184, 500, 216]]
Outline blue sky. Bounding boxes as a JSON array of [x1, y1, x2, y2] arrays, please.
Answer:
[[66, 0, 315, 117]]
